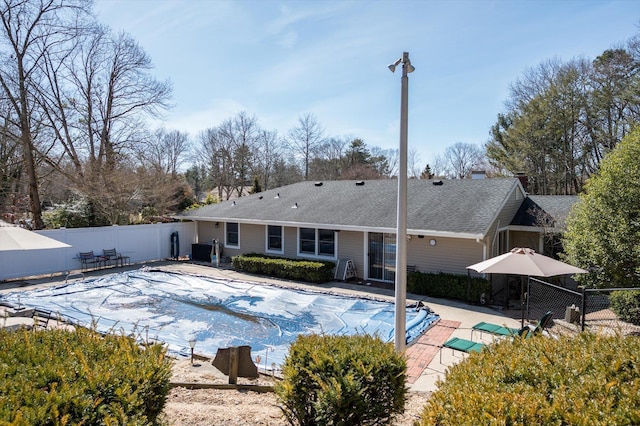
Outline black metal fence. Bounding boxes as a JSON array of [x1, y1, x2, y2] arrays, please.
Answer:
[[525, 277, 640, 335]]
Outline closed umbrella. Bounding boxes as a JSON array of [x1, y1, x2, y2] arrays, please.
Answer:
[[0, 221, 71, 251], [467, 247, 586, 277]]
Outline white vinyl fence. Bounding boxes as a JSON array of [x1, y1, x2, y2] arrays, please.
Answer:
[[0, 222, 196, 282]]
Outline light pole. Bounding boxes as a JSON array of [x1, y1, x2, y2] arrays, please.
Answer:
[[388, 52, 414, 353], [189, 338, 196, 365]]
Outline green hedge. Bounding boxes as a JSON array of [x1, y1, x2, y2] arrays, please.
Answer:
[[232, 253, 335, 283], [0, 327, 172, 425], [407, 271, 491, 303], [275, 334, 407, 425], [419, 333, 640, 425]]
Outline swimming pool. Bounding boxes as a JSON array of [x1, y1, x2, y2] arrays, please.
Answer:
[[0, 269, 439, 368]]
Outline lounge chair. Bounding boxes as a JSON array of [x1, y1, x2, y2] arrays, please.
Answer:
[[471, 311, 553, 341], [528, 311, 553, 335], [440, 337, 485, 363], [471, 322, 520, 341]]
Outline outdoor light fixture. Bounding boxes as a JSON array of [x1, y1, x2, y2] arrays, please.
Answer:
[[189, 338, 196, 365], [389, 52, 415, 353]]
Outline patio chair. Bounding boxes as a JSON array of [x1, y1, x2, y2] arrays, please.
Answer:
[[103, 248, 129, 267], [79, 251, 104, 271], [440, 337, 485, 363]]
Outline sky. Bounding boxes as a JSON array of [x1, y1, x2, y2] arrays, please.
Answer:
[[93, 0, 640, 165]]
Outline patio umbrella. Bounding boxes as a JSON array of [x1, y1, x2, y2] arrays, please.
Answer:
[[0, 221, 71, 251], [467, 247, 586, 277], [467, 247, 587, 326]]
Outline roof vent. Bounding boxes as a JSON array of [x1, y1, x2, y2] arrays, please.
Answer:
[[259, 196, 263, 199], [314, 182, 323, 187], [292, 202, 298, 209], [355, 181, 365, 186], [232, 201, 236, 206], [432, 180, 443, 186], [274, 193, 280, 199]]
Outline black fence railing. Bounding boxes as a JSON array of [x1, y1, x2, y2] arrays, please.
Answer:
[[526, 278, 640, 335]]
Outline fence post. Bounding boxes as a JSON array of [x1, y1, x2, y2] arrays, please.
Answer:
[[580, 286, 586, 332]]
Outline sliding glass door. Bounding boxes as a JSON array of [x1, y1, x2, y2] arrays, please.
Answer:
[[368, 233, 396, 282]]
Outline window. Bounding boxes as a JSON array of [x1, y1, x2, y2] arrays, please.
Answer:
[[318, 229, 335, 256], [226, 222, 239, 247], [300, 228, 316, 254], [267, 225, 283, 252], [298, 228, 336, 258]]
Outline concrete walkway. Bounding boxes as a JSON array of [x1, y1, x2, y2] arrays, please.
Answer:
[[0, 260, 523, 393]]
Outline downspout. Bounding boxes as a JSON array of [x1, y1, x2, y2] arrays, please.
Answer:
[[474, 236, 489, 305], [475, 236, 488, 261]]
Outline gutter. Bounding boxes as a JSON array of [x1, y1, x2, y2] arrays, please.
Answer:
[[174, 216, 485, 241]]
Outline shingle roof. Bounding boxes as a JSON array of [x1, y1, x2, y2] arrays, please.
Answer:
[[176, 178, 522, 237], [510, 195, 578, 228]]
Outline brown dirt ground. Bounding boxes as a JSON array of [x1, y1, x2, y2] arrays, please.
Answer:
[[161, 358, 430, 425]]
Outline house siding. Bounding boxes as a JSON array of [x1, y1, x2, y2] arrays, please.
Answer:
[[283, 226, 298, 258], [237, 223, 264, 254], [486, 187, 523, 257], [336, 231, 364, 277], [198, 222, 223, 244], [511, 231, 542, 252], [409, 237, 483, 275]]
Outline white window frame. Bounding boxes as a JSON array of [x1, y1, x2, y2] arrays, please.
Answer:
[[225, 222, 240, 248], [297, 228, 337, 260], [265, 225, 284, 254]]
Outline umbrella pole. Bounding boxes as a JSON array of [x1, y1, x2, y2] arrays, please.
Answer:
[[520, 276, 527, 327]]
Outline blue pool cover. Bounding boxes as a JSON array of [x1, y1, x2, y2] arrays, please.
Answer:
[[0, 269, 439, 368]]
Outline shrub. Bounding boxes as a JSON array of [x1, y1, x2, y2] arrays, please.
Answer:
[[275, 334, 407, 426], [610, 289, 640, 325], [0, 327, 172, 425], [407, 271, 491, 303], [418, 333, 640, 425], [232, 253, 335, 283]]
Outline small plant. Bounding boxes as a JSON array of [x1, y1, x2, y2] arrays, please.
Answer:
[[610, 289, 640, 325], [275, 334, 407, 426]]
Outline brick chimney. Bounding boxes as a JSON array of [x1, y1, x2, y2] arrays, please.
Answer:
[[516, 172, 528, 192]]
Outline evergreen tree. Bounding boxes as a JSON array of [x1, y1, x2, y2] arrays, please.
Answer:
[[563, 128, 640, 288]]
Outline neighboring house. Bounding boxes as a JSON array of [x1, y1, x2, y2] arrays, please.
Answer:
[[175, 177, 578, 286]]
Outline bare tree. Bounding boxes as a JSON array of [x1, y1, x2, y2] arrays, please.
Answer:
[[254, 129, 283, 190], [38, 25, 171, 223], [308, 136, 346, 180], [429, 153, 448, 179], [408, 147, 421, 178], [443, 142, 485, 179], [377, 147, 399, 177], [144, 128, 189, 178], [0, 0, 92, 228], [198, 127, 234, 200], [287, 112, 324, 179]]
